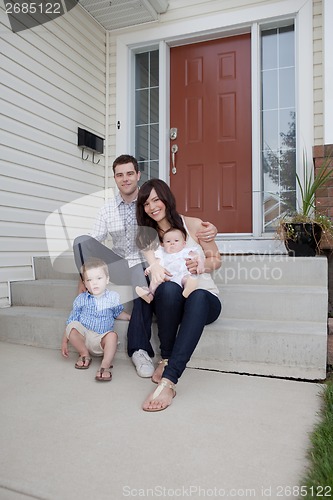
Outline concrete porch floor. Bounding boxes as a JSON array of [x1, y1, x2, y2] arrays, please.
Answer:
[[0, 342, 324, 500]]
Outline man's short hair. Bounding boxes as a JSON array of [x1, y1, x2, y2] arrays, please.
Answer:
[[112, 154, 139, 174]]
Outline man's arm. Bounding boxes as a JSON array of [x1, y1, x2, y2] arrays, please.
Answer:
[[90, 205, 109, 242], [77, 279, 86, 295], [196, 221, 218, 242]]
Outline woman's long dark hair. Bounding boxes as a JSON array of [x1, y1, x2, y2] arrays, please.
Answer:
[[136, 179, 186, 250]]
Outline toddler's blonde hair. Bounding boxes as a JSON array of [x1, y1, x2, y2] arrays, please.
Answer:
[[80, 258, 109, 280]]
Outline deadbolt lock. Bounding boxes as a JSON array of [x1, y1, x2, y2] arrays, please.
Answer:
[[170, 128, 178, 140]]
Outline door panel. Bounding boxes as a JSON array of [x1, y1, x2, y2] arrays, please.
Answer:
[[170, 34, 252, 233]]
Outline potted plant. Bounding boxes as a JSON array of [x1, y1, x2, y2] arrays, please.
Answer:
[[277, 151, 333, 256]]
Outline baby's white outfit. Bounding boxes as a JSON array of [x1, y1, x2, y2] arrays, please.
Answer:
[[154, 246, 198, 288]]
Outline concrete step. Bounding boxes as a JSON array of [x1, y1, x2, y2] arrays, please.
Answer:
[[0, 306, 143, 353], [0, 306, 326, 379], [10, 280, 135, 310], [33, 255, 78, 280], [188, 317, 327, 380], [33, 255, 328, 286], [221, 284, 327, 322], [10, 279, 327, 323], [216, 254, 328, 286]]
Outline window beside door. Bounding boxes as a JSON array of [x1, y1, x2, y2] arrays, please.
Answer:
[[261, 24, 296, 232], [135, 49, 159, 183]]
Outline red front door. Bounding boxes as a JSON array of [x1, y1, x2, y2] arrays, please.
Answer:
[[170, 34, 252, 233]]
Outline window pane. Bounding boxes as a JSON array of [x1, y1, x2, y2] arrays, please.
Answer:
[[150, 125, 159, 160], [150, 161, 159, 179], [150, 88, 159, 123], [135, 125, 148, 162], [262, 29, 277, 70], [262, 110, 278, 151], [280, 110, 296, 150], [135, 90, 149, 125], [279, 68, 295, 108], [150, 50, 159, 87], [135, 53, 149, 89], [261, 24, 295, 232], [279, 25, 294, 67], [262, 70, 278, 109], [135, 50, 159, 181]]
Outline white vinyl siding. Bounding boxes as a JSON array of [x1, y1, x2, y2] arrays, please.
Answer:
[[107, 35, 117, 188], [313, 0, 324, 145], [0, 3, 106, 307]]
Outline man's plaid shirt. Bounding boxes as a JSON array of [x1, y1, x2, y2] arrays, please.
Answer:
[[90, 192, 142, 268]]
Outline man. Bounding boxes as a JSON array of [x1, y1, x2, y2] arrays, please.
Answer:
[[73, 154, 217, 378]]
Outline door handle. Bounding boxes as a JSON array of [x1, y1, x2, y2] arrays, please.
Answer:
[[171, 144, 178, 174]]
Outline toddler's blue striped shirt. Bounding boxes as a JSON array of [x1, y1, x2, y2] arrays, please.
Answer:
[[66, 289, 124, 334]]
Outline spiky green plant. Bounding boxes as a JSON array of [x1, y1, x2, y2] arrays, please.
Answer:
[[277, 151, 333, 247], [296, 151, 333, 218]]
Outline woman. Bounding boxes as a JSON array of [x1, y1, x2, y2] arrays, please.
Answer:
[[136, 179, 222, 412]]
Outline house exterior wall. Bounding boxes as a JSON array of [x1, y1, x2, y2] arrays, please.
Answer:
[[313, 0, 324, 145], [0, 0, 331, 306], [313, 0, 333, 232], [107, 36, 117, 189], [0, 4, 106, 307], [323, 0, 333, 144]]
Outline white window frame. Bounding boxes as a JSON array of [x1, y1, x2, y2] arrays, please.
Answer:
[[115, 0, 313, 241]]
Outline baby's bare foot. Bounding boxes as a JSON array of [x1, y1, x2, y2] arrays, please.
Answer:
[[135, 286, 154, 304]]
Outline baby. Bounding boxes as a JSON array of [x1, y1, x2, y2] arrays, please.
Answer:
[[135, 227, 203, 303]]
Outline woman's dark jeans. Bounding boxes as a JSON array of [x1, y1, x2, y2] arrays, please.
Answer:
[[153, 281, 222, 384]]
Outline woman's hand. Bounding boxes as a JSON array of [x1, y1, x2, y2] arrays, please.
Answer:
[[149, 262, 172, 288]]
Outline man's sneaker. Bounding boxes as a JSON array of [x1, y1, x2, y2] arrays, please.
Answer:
[[132, 349, 154, 378]]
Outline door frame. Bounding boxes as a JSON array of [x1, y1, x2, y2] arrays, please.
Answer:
[[115, 0, 313, 251]]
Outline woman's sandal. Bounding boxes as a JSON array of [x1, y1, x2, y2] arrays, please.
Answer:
[[75, 355, 92, 369], [152, 359, 168, 384], [95, 366, 113, 382], [142, 378, 176, 412]]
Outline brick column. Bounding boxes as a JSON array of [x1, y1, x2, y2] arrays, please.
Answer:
[[314, 145, 333, 321], [313, 144, 333, 218]]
